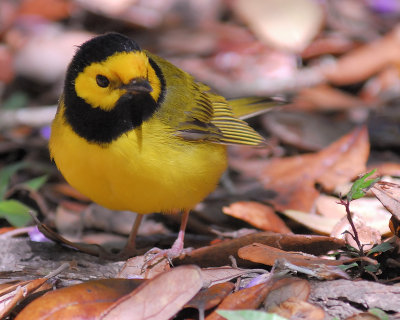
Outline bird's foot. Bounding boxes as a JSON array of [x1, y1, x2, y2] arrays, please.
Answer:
[[143, 237, 192, 269]]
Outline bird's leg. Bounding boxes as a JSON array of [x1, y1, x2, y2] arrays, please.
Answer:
[[167, 208, 190, 257], [144, 209, 191, 266], [119, 213, 143, 258]]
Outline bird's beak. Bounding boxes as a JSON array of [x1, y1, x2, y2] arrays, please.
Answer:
[[121, 78, 153, 94]]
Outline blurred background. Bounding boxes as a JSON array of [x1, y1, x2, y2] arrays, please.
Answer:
[[1, 0, 400, 246]]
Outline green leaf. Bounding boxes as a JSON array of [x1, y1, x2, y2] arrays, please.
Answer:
[[0, 199, 33, 227], [364, 263, 380, 273], [368, 308, 389, 320], [2, 92, 29, 110], [367, 242, 393, 256], [0, 162, 28, 199], [23, 174, 48, 191], [338, 262, 359, 271], [217, 310, 288, 320], [347, 169, 380, 201]]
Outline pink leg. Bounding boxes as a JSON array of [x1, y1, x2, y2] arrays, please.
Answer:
[[145, 209, 191, 264], [119, 214, 143, 258]]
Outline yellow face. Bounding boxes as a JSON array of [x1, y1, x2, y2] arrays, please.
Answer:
[[74, 51, 162, 111]]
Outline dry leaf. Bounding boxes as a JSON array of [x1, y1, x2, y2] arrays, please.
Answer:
[[371, 181, 400, 219], [223, 201, 291, 233], [263, 110, 352, 151], [295, 84, 366, 111], [1, 279, 50, 319], [233, 0, 324, 52], [185, 282, 235, 313], [118, 254, 170, 279], [15, 279, 144, 320], [18, 0, 72, 21], [316, 195, 391, 235], [238, 243, 343, 267], [268, 297, 325, 319], [264, 277, 310, 309], [331, 213, 381, 251], [101, 265, 203, 320], [322, 24, 400, 85], [262, 126, 369, 211], [177, 232, 344, 267], [201, 267, 263, 287], [371, 181, 400, 236], [206, 281, 274, 320], [282, 210, 339, 235]]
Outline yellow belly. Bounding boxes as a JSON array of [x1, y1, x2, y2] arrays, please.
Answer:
[[49, 113, 228, 214]]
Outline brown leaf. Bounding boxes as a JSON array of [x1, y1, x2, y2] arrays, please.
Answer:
[[295, 84, 365, 111], [371, 181, 400, 220], [206, 281, 274, 320], [185, 282, 235, 312], [118, 254, 170, 280], [1, 278, 49, 319], [201, 267, 262, 287], [16, 279, 144, 320], [268, 297, 325, 319], [331, 212, 381, 251], [262, 126, 369, 211], [223, 201, 291, 233], [18, 0, 72, 21], [0, 45, 14, 83], [176, 232, 345, 267], [282, 209, 339, 235], [322, 25, 400, 85], [264, 277, 310, 309], [233, 0, 324, 52], [238, 243, 344, 267], [262, 111, 352, 151], [101, 265, 203, 320]]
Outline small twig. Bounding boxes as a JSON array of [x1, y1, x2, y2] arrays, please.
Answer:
[[339, 197, 363, 255]]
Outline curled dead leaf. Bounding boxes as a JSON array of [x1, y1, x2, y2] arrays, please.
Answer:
[[101, 265, 203, 320], [223, 201, 291, 234]]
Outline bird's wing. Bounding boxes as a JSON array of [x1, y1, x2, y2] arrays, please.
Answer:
[[175, 83, 264, 146]]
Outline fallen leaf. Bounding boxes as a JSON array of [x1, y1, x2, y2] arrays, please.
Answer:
[[101, 265, 203, 320], [18, 0, 72, 21], [206, 281, 275, 320], [264, 277, 310, 309], [371, 181, 400, 219], [316, 195, 391, 235], [15, 278, 144, 320], [233, 0, 324, 52], [345, 313, 381, 320], [223, 201, 291, 233], [201, 267, 264, 287], [282, 210, 339, 235], [261, 126, 369, 211], [301, 34, 355, 59], [295, 84, 367, 111], [322, 24, 400, 85], [238, 243, 343, 267], [268, 297, 325, 319], [371, 181, 400, 237], [176, 232, 345, 267], [331, 212, 381, 251], [0, 278, 51, 319], [184, 282, 235, 315], [262, 110, 353, 151], [118, 254, 170, 280]]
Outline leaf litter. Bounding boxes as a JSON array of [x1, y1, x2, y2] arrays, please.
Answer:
[[2, 1, 400, 319]]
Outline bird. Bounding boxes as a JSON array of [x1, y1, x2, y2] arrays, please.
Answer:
[[49, 32, 281, 260]]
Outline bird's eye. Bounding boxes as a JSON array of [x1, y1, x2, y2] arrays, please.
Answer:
[[96, 75, 110, 88]]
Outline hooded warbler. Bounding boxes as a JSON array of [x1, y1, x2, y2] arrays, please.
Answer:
[[49, 33, 281, 259]]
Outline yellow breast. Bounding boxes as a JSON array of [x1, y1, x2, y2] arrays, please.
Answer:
[[49, 107, 228, 214]]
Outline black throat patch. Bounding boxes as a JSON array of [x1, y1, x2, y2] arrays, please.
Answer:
[[62, 33, 165, 144]]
